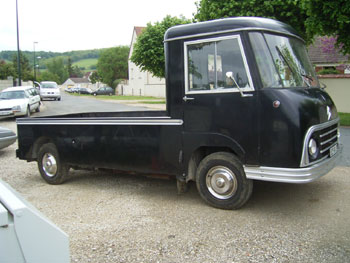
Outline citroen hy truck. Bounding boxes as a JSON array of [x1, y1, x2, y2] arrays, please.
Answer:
[[16, 17, 341, 209]]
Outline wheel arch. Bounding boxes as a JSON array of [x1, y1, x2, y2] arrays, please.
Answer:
[[185, 146, 242, 183], [183, 132, 246, 182], [31, 136, 55, 160]]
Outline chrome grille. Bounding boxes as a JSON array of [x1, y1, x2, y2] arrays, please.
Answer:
[[315, 123, 338, 158], [300, 118, 339, 167]]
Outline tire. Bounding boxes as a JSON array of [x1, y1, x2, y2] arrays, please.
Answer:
[[35, 104, 40, 112], [37, 143, 69, 185], [196, 152, 253, 210]]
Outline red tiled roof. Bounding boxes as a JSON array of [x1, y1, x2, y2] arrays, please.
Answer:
[[134, 26, 146, 36], [69, 78, 91, 84], [308, 37, 349, 64]]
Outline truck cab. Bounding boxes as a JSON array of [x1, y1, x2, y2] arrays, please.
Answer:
[[16, 17, 341, 209], [164, 17, 340, 207]]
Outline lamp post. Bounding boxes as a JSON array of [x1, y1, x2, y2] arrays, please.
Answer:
[[33, 41, 38, 81], [16, 0, 21, 86]]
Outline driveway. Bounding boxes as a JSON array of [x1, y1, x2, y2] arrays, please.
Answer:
[[0, 109, 349, 262]]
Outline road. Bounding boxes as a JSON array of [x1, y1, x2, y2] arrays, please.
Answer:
[[0, 96, 349, 262], [36, 92, 150, 117]]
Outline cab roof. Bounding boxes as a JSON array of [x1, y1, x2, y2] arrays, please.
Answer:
[[164, 17, 301, 42]]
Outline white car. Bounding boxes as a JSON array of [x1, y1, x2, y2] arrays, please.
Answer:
[[0, 86, 41, 119], [40, 81, 61, 101]]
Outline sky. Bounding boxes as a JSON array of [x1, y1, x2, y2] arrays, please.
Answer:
[[1, 0, 198, 52]]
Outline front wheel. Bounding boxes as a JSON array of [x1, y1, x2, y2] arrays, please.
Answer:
[[37, 143, 69, 184], [196, 152, 253, 210]]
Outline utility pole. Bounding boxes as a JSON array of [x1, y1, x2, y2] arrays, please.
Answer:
[[33, 41, 38, 80], [16, 0, 21, 86]]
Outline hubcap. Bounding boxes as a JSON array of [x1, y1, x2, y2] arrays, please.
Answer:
[[206, 166, 237, 199], [42, 153, 57, 177]]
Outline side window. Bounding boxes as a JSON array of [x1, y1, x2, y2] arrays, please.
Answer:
[[185, 36, 253, 94], [24, 90, 31, 98]]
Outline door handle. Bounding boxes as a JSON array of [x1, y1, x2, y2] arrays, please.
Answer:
[[183, 96, 195, 102]]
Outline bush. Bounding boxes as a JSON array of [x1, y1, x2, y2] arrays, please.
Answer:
[[317, 69, 341, 75]]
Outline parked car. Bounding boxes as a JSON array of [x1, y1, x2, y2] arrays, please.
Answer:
[[77, 87, 92, 95], [0, 126, 17, 149], [40, 81, 61, 101], [0, 86, 41, 118], [92, 87, 114, 96], [64, 87, 72, 93]]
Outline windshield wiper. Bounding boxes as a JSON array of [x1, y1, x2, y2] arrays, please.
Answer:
[[275, 46, 311, 88]]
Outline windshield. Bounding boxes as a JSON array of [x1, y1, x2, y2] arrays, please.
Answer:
[[0, 90, 26, 100], [249, 32, 319, 88], [41, 82, 58, 89]]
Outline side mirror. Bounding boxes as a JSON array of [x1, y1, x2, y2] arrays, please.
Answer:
[[225, 71, 253, 98], [226, 71, 233, 79]]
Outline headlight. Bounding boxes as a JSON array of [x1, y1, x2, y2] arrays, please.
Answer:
[[12, 105, 21, 112], [308, 138, 318, 159]]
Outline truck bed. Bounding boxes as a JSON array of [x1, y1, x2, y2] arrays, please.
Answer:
[[16, 110, 183, 177]]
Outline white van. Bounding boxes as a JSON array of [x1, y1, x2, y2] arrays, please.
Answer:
[[40, 81, 61, 101]]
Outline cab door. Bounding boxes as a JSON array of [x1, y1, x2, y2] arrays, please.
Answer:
[[182, 34, 259, 165]]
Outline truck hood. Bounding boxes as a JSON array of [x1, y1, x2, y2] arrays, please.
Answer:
[[0, 99, 27, 109], [288, 88, 338, 127]]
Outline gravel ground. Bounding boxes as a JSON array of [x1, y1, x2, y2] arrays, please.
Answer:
[[1, 119, 349, 263]]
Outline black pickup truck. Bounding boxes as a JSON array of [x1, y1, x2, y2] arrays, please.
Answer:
[[16, 17, 341, 209]]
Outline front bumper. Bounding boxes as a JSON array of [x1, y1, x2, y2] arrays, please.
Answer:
[[0, 134, 17, 149], [244, 144, 342, 184], [0, 111, 15, 119]]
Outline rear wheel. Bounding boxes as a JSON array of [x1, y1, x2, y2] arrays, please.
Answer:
[[196, 152, 253, 210], [37, 143, 69, 184]]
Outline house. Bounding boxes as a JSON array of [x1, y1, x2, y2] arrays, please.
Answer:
[[83, 71, 94, 81], [308, 36, 350, 74], [308, 36, 350, 113], [117, 26, 166, 97], [62, 77, 93, 91]]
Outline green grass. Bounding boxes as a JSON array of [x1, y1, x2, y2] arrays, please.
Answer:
[[70, 93, 163, 101], [73, 58, 98, 70], [95, 95, 162, 101], [339, 112, 350, 126], [138, 100, 166, 104]]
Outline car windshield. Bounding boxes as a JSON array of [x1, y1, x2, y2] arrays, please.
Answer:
[[41, 83, 58, 89], [0, 90, 26, 100], [249, 32, 319, 88]]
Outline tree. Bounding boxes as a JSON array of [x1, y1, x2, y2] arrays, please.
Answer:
[[194, 0, 350, 54], [67, 57, 74, 77], [130, 15, 191, 78], [12, 52, 33, 81], [37, 71, 61, 84], [303, 0, 350, 54], [195, 0, 308, 40], [97, 46, 129, 88], [89, 71, 100, 84], [0, 60, 14, 80], [45, 58, 68, 84]]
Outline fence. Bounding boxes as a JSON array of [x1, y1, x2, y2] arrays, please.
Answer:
[[319, 75, 350, 113], [0, 79, 33, 92]]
